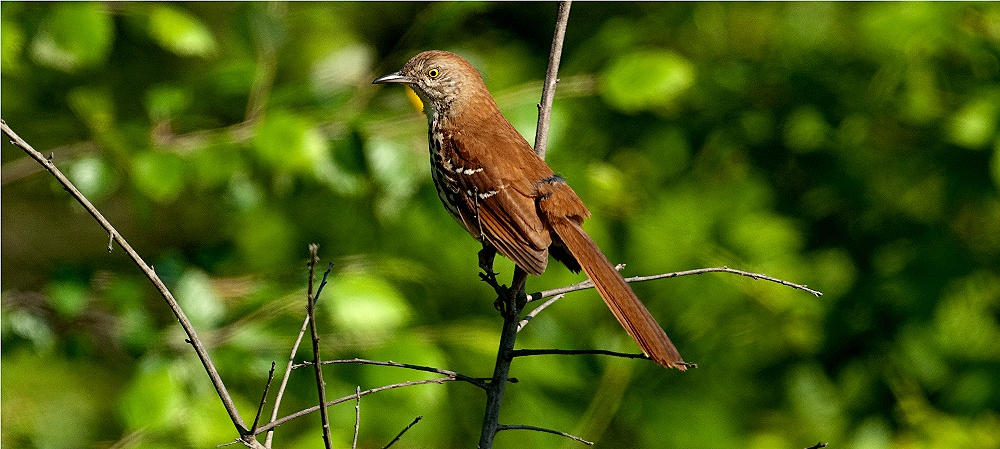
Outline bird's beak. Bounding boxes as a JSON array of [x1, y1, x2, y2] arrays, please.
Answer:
[[372, 71, 410, 84]]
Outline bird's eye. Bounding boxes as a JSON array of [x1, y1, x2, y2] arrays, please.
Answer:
[[427, 68, 440, 78]]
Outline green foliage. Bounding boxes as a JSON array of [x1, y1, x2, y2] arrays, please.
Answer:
[[3, 2, 1000, 449]]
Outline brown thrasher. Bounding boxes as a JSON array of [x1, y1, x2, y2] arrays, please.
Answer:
[[374, 50, 686, 370]]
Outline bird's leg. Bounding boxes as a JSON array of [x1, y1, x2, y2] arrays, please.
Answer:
[[478, 242, 509, 305], [492, 266, 527, 317], [478, 242, 498, 278]]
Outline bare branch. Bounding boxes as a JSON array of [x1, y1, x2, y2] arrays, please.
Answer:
[[382, 416, 423, 449], [527, 265, 823, 304], [806, 442, 828, 449], [353, 386, 361, 449], [534, 0, 573, 159], [306, 245, 334, 449], [511, 348, 698, 369], [497, 424, 593, 446], [251, 362, 277, 432], [255, 378, 459, 435], [266, 301, 313, 449], [1, 119, 250, 437], [301, 358, 487, 390], [517, 294, 565, 331]]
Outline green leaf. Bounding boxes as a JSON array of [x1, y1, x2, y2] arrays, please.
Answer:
[[1, 19, 25, 75], [949, 96, 999, 150], [601, 50, 696, 113], [175, 269, 223, 328], [252, 111, 329, 173], [131, 151, 186, 202], [118, 361, 183, 429], [47, 280, 89, 319], [145, 85, 192, 120], [147, 5, 218, 58], [68, 86, 115, 133], [783, 106, 830, 153], [67, 156, 117, 201], [325, 274, 412, 333], [29, 3, 114, 71]]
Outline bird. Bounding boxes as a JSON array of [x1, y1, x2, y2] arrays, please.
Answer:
[[373, 50, 686, 370]]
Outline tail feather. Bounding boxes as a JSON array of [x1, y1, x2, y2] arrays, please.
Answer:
[[549, 218, 686, 370]]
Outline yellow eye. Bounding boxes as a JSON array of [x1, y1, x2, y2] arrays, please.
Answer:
[[427, 68, 440, 78]]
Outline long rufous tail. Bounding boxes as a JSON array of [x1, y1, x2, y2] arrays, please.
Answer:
[[548, 217, 686, 370]]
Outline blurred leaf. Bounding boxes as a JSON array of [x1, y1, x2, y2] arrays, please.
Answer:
[[145, 85, 192, 120], [176, 269, 224, 328], [310, 42, 375, 96], [29, 2, 113, 72], [252, 111, 329, 174], [783, 106, 829, 153], [1, 19, 25, 75], [67, 155, 118, 201], [118, 361, 184, 429], [949, 95, 999, 150], [601, 50, 696, 113], [68, 86, 115, 134], [131, 151, 187, 202], [325, 273, 412, 333], [147, 4, 218, 58], [47, 280, 89, 319]]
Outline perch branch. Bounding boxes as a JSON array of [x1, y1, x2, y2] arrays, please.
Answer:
[[533, 0, 572, 159]]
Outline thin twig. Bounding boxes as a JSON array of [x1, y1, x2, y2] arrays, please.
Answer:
[[251, 362, 277, 432], [534, 0, 573, 159], [353, 386, 361, 449], [512, 348, 647, 360], [517, 293, 564, 331], [266, 304, 312, 448], [382, 416, 423, 449], [299, 358, 487, 390], [255, 378, 458, 435], [511, 348, 698, 369], [805, 442, 828, 449], [527, 265, 823, 303], [497, 424, 593, 446], [0, 119, 251, 437], [305, 245, 333, 449]]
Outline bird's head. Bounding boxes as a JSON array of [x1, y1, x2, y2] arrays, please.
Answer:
[[373, 50, 488, 115]]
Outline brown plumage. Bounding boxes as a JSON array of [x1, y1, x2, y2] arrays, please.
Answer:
[[374, 50, 686, 370]]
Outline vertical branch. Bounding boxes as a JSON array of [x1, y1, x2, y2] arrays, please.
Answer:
[[0, 120, 251, 439], [306, 245, 334, 449], [478, 269, 528, 449], [533, 0, 573, 160], [478, 3, 572, 447]]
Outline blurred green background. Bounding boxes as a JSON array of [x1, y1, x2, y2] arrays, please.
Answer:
[[3, 2, 1000, 448]]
